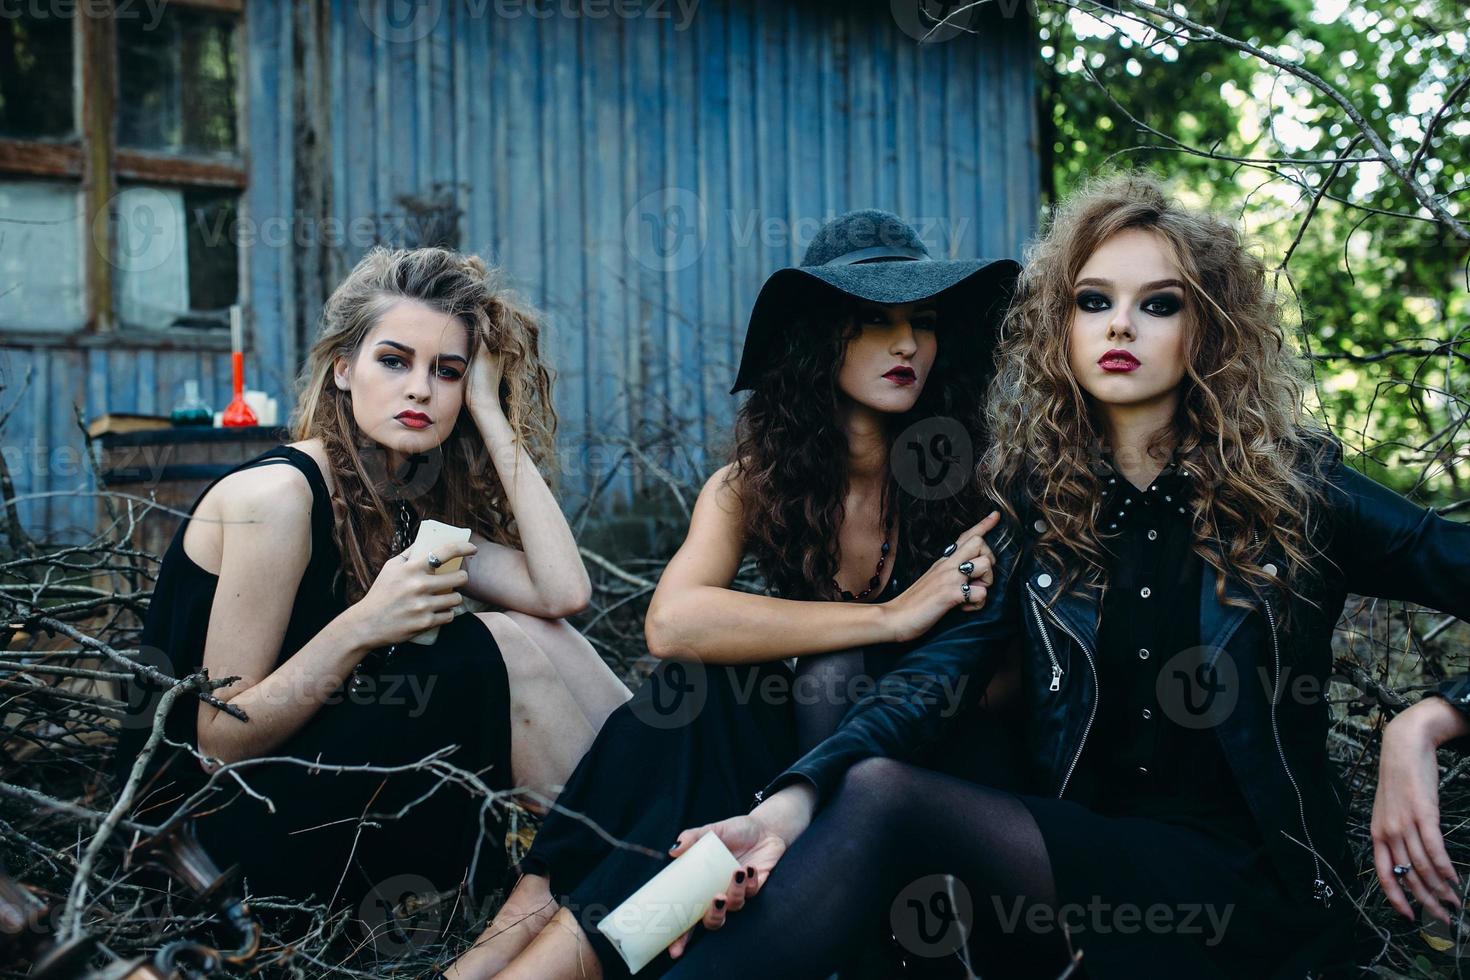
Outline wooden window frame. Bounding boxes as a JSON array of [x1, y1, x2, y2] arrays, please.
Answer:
[[0, 0, 246, 350]]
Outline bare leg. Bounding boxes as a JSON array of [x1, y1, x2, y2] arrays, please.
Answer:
[[446, 619, 625, 978], [492, 905, 602, 980], [443, 872, 559, 979], [476, 612, 595, 811], [499, 612, 632, 732]]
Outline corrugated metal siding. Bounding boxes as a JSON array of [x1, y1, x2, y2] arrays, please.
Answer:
[[1, 0, 1038, 540]]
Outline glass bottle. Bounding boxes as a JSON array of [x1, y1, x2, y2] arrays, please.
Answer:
[[170, 379, 213, 427]]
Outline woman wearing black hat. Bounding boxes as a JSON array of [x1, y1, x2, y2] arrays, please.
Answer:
[[450, 211, 1022, 979]]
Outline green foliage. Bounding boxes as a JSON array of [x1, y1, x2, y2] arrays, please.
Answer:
[[1038, 0, 1469, 503]]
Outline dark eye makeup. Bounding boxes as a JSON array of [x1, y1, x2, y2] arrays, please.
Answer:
[[1074, 289, 1182, 317], [1140, 293, 1182, 316], [378, 354, 464, 380]]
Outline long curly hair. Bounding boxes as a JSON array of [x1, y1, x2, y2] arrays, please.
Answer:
[[982, 171, 1333, 611], [289, 246, 557, 605], [731, 288, 994, 600]]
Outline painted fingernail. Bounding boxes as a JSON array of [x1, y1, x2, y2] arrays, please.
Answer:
[[734, 870, 745, 884], [747, 866, 756, 879], [714, 898, 726, 910]]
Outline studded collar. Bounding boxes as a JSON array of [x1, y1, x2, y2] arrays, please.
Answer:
[[1098, 450, 1195, 533]]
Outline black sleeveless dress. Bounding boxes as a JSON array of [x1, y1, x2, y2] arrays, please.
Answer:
[[111, 445, 516, 916], [519, 555, 1024, 979]]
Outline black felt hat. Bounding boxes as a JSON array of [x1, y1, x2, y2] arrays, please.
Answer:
[[730, 209, 1021, 393]]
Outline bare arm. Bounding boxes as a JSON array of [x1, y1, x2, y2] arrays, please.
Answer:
[[644, 465, 886, 664], [196, 467, 471, 765], [195, 467, 376, 765], [644, 464, 999, 665], [459, 358, 591, 619]]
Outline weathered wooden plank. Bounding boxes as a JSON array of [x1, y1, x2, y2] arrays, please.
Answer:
[[693, 2, 734, 450], [244, 0, 290, 409], [48, 346, 89, 539], [113, 149, 248, 188], [789, 5, 824, 237], [28, 347, 51, 533], [1, 348, 41, 533], [724, 1, 760, 399], [542, 11, 589, 480], [577, 14, 631, 505], [0, 138, 83, 179], [911, 43, 946, 252], [667, 7, 705, 472]]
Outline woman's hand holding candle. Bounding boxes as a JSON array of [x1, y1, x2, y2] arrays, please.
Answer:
[[666, 782, 818, 958]]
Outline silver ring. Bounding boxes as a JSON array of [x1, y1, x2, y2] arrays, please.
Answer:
[[1392, 863, 1412, 878], [961, 581, 971, 599], [941, 542, 957, 558], [958, 560, 975, 576], [427, 552, 443, 569]]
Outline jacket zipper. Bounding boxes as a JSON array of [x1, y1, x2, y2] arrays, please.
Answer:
[[1261, 588, 1333, 907], [1027, 586, 1098, 799], [1028, 594, 1066, 691], [1250, 530, 1332, 906]]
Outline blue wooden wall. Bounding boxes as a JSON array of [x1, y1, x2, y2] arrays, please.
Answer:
[[1, 0, 1039, 541]]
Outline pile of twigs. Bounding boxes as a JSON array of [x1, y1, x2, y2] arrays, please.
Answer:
[[1, 464, 1467, 978]]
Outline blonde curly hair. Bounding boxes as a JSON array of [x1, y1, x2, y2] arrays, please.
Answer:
[[982, 171, 1333, 611], [289, 246, 557, 604]]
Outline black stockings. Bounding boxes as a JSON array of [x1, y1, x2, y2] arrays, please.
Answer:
[[791, 647, 874, 754], [664, 756, 1071, 979]]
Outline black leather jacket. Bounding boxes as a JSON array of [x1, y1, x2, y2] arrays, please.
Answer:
[[1434, 675, 1470, 752], [760, 442, 1470, 908]]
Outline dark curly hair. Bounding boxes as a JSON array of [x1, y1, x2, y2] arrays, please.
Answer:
[[729, 289, 994, 600]]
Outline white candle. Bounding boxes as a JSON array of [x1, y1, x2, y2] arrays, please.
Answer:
[[406, 519, 472, 645], [596, 831, 742, 974]]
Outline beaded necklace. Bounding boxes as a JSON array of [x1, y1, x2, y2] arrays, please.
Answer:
[[833, 504, 895, 602]]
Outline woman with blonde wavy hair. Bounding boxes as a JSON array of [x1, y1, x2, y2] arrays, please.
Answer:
[[111, 247, 630, 925], [655, 173, 1470, 978]]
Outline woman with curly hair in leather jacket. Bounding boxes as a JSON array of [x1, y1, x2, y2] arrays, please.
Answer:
[[657, 173, 1470, 979]]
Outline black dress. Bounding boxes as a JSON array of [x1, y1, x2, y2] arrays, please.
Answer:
[[519, 551, 1024, 979], [111, 445, 516, 919]]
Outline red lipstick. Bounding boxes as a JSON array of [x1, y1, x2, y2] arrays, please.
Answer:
[[883, 365, 917, 386], [1098, 349, 1140, 373], [396, 410, 432, 429]]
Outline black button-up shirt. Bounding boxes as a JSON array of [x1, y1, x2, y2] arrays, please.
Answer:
[[1079, 451, 1259, 842]]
